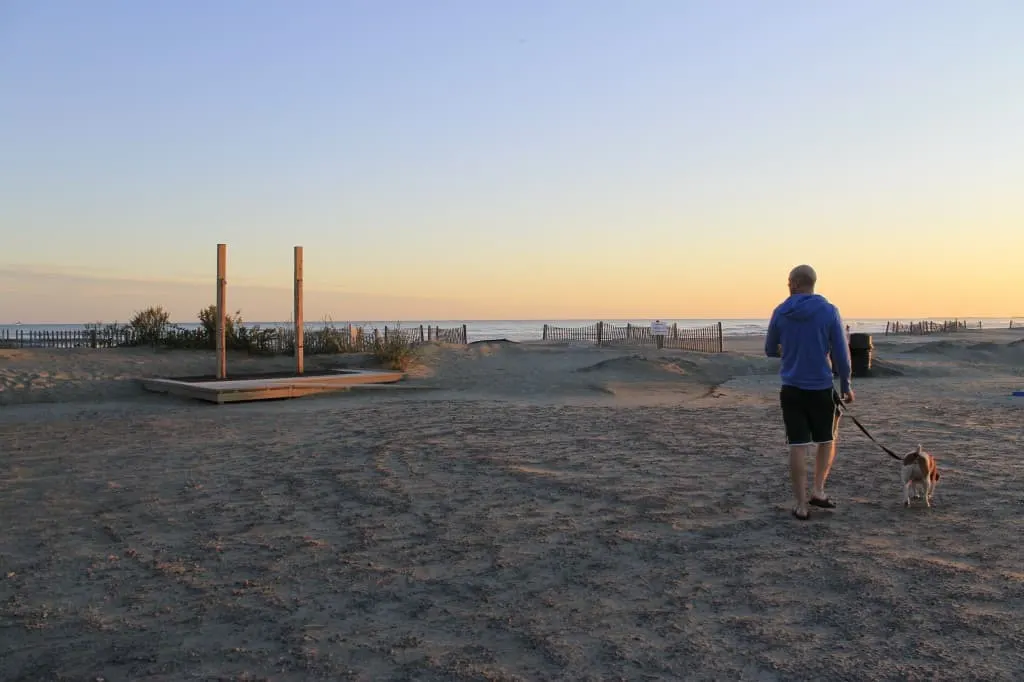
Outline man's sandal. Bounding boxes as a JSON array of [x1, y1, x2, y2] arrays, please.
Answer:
[[792, 508, 810, 520], [809, 497, 837, 509]]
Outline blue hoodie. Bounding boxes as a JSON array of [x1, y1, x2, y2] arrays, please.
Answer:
[[765, 293, 851, 394]]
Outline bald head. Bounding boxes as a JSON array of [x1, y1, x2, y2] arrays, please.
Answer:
[[788, 265, 817, 294]]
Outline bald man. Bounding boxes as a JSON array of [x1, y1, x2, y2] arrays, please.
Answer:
[[765, 265, 854, 520]]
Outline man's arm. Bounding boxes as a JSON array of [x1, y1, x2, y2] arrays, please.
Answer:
[[829, 307, 852, 394], [765, 309, 781, 357]]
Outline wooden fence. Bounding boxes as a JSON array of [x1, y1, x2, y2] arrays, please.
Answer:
[[0, 324, 468, 353], [0, 328, 133, 349], [884, 319, 981, 336], [542, 321, 724, 353]]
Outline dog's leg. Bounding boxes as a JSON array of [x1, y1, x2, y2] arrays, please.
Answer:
[[914, 482, 924, 501], [900, 470, 913, 507]]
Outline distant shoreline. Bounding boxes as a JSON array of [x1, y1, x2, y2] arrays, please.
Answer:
[[0, 316, 1017, 345], [1, 316, 1017, 326]]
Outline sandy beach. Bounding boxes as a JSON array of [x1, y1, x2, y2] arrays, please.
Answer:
[[2, 329, 1023, 680]]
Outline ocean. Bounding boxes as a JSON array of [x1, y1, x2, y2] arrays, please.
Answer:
[[0, 318, 1015, 343]]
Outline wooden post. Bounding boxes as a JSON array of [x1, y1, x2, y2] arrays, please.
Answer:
[[216, 243, 227, 379], [462, 324, 467, 344], [294, 246, 304, 375], [717, 321, 724, 353], [420, 324, 425, 342], [543, 324, 548, 340], [596, 321, 603, 347]]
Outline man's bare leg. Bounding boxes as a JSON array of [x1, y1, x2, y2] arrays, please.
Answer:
[[790, 444, 811, 516], [812, 438, 837, 501]]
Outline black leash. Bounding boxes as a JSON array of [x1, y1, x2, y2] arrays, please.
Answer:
[[832, 389, 902, 461]]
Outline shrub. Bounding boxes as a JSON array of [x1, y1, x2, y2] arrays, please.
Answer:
[[234, 324, 280, 355], [160, 326, 208, 350], [371, 327, 418, 371], [198, 305, 244, 350], [129, 306, 170, 344]]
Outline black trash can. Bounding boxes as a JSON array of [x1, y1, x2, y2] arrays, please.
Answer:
[[848, 333, 873, 378]]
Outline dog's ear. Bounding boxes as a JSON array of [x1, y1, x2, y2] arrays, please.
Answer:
[[916, 443, 923, 453]]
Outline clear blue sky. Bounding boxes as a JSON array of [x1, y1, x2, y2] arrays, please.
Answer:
[[2, 0, 1022, 322]]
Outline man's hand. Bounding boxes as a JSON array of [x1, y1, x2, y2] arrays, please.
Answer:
[[841, 389, 855, 404]]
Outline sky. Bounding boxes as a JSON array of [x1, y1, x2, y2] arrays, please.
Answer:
[[1, 0, 1022, 323]]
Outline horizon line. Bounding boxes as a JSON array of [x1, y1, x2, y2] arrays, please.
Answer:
[[2, 315, 1019, 326]]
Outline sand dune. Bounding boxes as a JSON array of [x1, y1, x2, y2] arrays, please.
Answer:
[[2, 330, 1022, 407], [2, 329, 1023, 679]]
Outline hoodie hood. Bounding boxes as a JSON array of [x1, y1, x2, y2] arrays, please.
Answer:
[[765, 292, 851, 393], [776, 293, 832, 322]]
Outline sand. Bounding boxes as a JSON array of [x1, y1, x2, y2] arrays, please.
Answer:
[[2, 330, 1023, 680]]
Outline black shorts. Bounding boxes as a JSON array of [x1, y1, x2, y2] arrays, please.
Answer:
[[780, 385, 840, 445]]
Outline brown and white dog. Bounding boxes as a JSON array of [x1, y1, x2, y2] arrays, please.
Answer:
[[901, 444, 940, 507]]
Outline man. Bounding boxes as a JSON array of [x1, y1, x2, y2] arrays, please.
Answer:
[[765, 265, 854, 520]]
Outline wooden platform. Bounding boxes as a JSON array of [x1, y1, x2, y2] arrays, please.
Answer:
[[140, 369, 405, 404]]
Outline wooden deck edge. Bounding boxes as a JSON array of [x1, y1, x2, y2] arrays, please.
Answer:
[[139, 369, 406, 404]]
